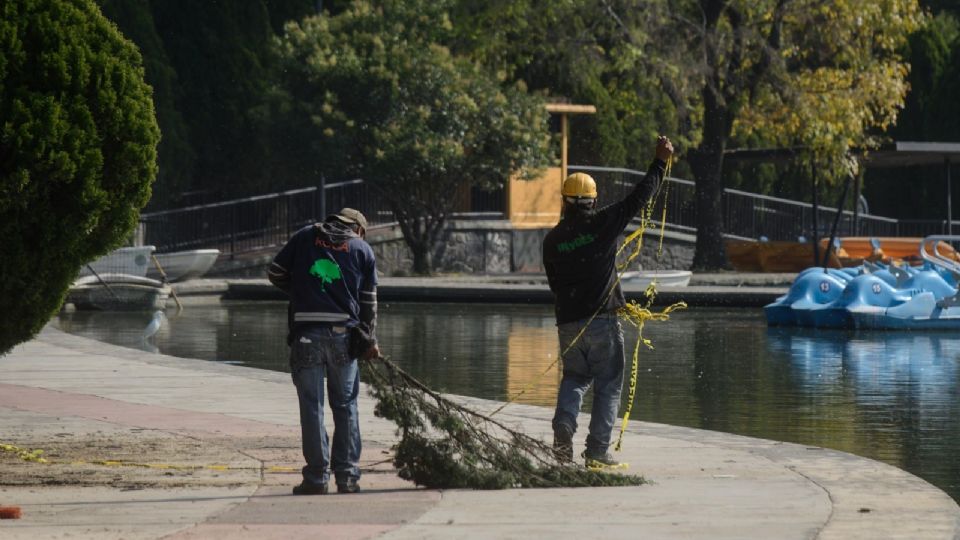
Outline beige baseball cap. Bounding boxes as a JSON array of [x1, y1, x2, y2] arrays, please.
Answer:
[[332, 207, 368, 230]]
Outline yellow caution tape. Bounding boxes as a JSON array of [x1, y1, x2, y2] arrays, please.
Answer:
[[80, 460, 298, 472], [2, 442, 299, 472], [614, 287, 687, 451], [586, 460, 630, 471], [1, 443, 48, 463]]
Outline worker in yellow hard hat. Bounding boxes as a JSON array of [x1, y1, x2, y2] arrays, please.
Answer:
[[543, 135, 673, 467]]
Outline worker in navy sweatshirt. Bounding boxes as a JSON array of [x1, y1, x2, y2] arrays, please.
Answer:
[[269, 207, 379, 495]]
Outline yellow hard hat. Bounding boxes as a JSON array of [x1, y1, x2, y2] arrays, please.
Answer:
[[562, 172, 597, 199]]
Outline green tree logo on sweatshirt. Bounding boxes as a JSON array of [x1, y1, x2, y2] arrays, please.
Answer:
[[309, 258, 343, 291], [557, 233, 596, 253]]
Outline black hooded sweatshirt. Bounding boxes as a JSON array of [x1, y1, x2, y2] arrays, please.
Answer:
[[269, 220, 378, 341], [542, 160, 666, 324]]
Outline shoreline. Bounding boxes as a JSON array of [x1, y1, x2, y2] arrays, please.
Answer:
[[172, 275, 790, 308]]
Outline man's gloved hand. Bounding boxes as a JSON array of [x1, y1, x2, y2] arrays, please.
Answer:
[[362, 343, 381, 361], [655, 135, 674, 162]]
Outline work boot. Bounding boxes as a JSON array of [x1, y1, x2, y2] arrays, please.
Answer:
[[553, 424, 574, 462], [337, 478, 361, 494], [583, 449, 623, 469], [292, 481, 329, 495]]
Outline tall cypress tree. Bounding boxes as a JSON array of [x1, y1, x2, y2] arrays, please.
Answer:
[[0, 0, 160, 354]]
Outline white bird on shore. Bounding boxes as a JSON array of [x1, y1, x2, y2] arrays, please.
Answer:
[[143, 310, 166, 339]]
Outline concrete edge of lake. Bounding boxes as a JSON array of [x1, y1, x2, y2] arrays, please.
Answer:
[[172, 274, 791, 308], [1, 326, 958, 539]]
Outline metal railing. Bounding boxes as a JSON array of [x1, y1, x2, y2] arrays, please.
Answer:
[[139, 178, 505, 257], [141, 165, 953, 258], [140, 187, 311, 256], [895, 220, 960, 237], [571, 165, 906, 241]]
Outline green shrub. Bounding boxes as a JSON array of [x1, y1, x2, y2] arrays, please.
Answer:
[[272, 0, 552, 274], [0, 0, 159, 354]]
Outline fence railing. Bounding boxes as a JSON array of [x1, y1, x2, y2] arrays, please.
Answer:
[[569, 165, 932, 241], [141, 187, 314, 256], [141, 166, 954, 257], [895, 220, 960, 237], [139, 178, 505, 256]]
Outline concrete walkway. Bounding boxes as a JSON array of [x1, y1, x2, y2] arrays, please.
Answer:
[[1, 327, 958, 539]]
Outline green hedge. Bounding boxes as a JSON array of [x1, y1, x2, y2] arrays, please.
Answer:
[[0, 0, 159, 354]]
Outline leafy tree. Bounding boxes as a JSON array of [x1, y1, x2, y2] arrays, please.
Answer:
[[271, 0, 552, 273], [451, 1, 924, 269], [626, 0, 925, 268], [263, 0, 319, 33], [450, 1, 685, 172], [0, 0, 160, 354]]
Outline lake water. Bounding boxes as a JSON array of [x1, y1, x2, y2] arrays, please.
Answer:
[[56, 302, 960, 501]]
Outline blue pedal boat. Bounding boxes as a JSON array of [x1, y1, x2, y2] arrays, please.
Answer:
[[765, 270, 849, 326], [765, 236, 960, 330]]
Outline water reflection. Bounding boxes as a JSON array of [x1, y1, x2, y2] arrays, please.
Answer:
[[506, 327, 561, 404], [768, 328, 960, 398], [57, 302, 287, 367], [377, 304, 561, 404], [766, 328, 960, 421], [54, 304, 960, 501], [766, 327, 960, 495], [57, 302, 564, 404]]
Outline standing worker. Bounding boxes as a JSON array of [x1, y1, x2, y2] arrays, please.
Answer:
[[268, 208, 380, 495], [543, 136, 674, 467]]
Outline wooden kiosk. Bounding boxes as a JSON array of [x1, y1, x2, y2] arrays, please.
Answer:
[[507, 103, 597, 228]]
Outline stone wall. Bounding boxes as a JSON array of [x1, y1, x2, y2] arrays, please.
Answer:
[[367, 220, 695, 275], [209, 220, 696, 277], [631, 229, 697, 271], [367, 222, 514, 275]]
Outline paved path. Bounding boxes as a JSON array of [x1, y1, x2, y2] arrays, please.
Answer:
[[1, 327, 958, 539]]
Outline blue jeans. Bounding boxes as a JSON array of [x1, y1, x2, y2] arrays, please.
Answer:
[[290, 326, 361, 486], [552, 314, 625, 454]]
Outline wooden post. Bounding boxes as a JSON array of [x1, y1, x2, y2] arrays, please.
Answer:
[[852, 166, 862, 236], [811, 160, 820, 267], [545, 103, 596, 183], [947, 157, 953, 235], [319, 174, 327, 220], [561, 113, 569, 181], [822, 174, 851, 268]]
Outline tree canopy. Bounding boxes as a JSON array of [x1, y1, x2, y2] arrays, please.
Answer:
[[446, 1, 921, 267], [449, 1, 685, 171], [611, 0, 924, 268], [0, 0, 160, 354], [271, 0, 552, 273]]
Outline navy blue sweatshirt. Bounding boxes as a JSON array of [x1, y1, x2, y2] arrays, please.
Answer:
[[268, 221, 378, 341], [542, 160, 666, 324]]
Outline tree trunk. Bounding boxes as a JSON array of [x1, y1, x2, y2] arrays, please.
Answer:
[[689, 85, 731, 270], [395, 210, 444, 276], [689, 148, 728, 270], [410, 241, 434, 275]]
